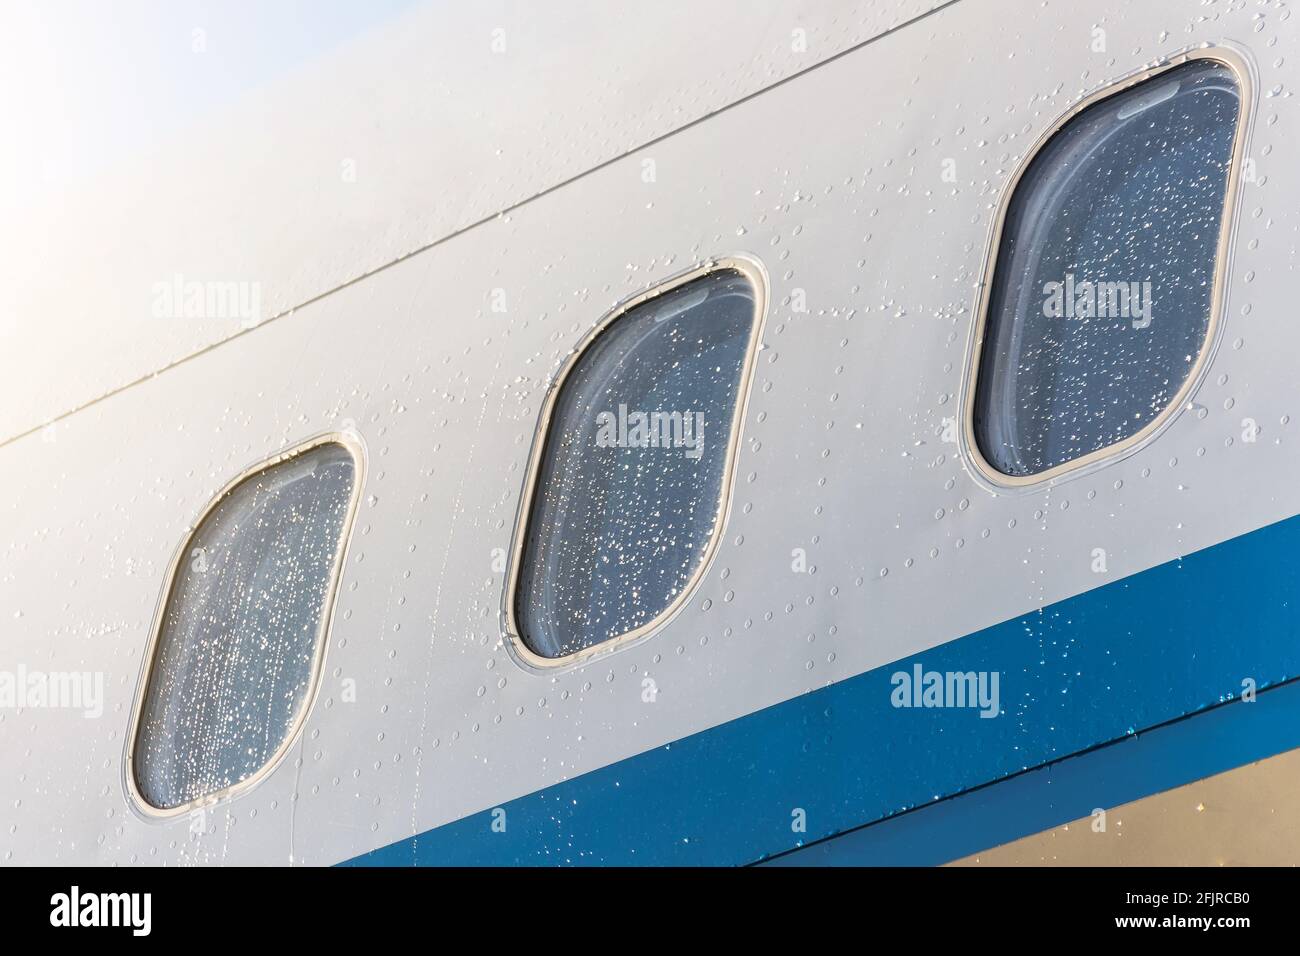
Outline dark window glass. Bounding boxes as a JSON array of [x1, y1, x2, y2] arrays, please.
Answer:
[[133, 442, 357, 810], [974, 60, 1240, 477], [516, 270, 758, 659]]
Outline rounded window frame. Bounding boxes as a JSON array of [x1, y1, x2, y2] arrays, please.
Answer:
[[123, 431, 366, 819], [501, 255, 769, 671], [960, 46, 1253, 490]]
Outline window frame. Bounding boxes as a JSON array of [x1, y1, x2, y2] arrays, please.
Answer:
[[961, 47, 1252, 489], [124, 431, 366, 818], [502, 255, 768, 670]]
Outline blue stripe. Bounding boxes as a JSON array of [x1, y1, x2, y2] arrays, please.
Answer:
[[766, 674, 1300, 865], [347, 512, 1300, 866]]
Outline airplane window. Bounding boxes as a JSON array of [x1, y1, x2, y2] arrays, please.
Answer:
[[131, 439, 360, 811], [512, 265, 763, 662], [972, 58, 1242, 479]]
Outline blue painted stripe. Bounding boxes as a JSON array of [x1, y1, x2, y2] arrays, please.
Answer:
[[348, 512, 1300, 866], [765, 673, 1300, 865]]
